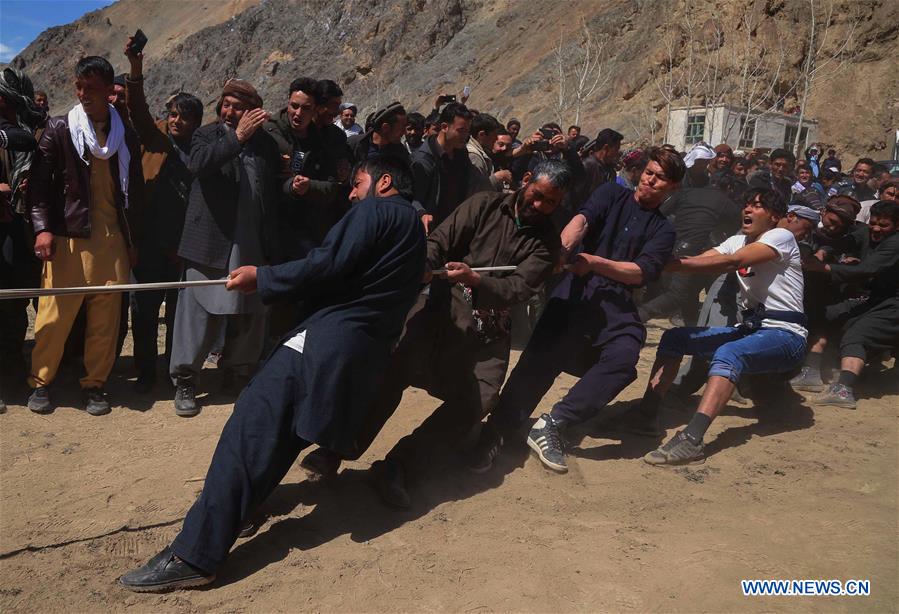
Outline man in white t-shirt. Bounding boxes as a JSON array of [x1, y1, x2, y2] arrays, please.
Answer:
[[621, 188, 816, 465]]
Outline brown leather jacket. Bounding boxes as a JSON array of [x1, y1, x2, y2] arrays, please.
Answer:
[[27, 114, 144, 246]]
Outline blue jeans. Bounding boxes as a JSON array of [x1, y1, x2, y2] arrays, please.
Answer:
[[658, 326, 806, 383]]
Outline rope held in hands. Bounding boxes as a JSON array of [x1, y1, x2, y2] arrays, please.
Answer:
[[0, 266, 519, 300]]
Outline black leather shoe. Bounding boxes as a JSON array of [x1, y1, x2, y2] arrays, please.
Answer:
[[372, 458, 411, 509], [174, 380, 199, 417], [300, 448, 342, 482], [119, 546, 214, 592]]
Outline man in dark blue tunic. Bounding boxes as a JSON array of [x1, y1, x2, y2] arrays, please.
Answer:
[[119, 155, 426, 591], [469, 147, 685, 474]]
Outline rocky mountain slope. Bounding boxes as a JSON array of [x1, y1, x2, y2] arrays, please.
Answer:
[[7, 0, 898, 158]]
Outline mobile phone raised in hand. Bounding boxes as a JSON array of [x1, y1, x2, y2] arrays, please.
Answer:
[[128, 29, 148, 55]]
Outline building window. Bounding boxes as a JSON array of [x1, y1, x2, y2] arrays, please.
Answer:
[[685, 113, 706, 145], [739, 118, 756, 148], [784, 125, 808, 151]]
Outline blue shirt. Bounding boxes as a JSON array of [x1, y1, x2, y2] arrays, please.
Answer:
[[553, 182, 676, 345]]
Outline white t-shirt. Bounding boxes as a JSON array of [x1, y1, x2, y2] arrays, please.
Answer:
[[714, 227, 807, 338]]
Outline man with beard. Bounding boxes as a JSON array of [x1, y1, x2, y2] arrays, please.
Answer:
[[299, 159, 568, 506], [632, 187, 810, 465], [168, 79, 281, 417], [119, 155, 426, 591], [469, 148, 685, 474], [124, 37, 203, 392], [404, 112, 425, 153], [466, 112, 512, 191]]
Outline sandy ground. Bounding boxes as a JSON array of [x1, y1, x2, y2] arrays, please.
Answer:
[[1, 310, 897, 613]]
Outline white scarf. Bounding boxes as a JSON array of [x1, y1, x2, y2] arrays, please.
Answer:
[[67, 103, 130, 208]]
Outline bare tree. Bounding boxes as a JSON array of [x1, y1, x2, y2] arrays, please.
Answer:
[[553, 20, 611, 126], [723, 7, 790, 146], [791, 0, 861, 154], [678, 1, 711, 136], [700, 19, 727, 143], [655, 21, 683, 143], [553, 30, 567, 126]]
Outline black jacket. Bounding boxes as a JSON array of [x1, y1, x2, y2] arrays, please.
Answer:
[[177, 122, 281, 269], [255, 194, 426, 456], [262, 111, 351, 261], [410, 135, 491, 224], [27, 114, 144, 246]]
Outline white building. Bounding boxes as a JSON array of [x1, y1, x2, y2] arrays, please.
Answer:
[[666, 104, 819, 153]]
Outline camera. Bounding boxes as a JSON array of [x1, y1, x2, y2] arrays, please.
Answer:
[[539, 128, 558, 140]]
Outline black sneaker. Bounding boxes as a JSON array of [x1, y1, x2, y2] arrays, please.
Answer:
[[27, 386, 52, 414], [84, 388, 111, 416], [527, 413, 567, 473], [119, 546, 214, 592], [643, 430, 704, 465], [0, 397, 6, 414], [466, 424, 504, 474], [299, 448, 342, 481], [174, 380, 199, 417], [372, 458, 411, 508]]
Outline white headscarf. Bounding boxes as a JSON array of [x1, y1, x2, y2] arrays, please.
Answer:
[[683, 143, 715, 169], [67, 103, 131, 208]]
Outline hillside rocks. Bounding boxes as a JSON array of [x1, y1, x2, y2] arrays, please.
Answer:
[[7, 0, 897, 158]]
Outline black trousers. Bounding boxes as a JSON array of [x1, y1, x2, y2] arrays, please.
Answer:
[[639, 271, 711, 326], [130, 254, 181, 376], [0, 215, 39, 370], [840, 297, 899, 361], [171, 347, 310, 574], [350, 300, 505, 468], [490, 299, 641, 433]]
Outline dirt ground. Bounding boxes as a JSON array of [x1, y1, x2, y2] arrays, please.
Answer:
[[1, 311, 897, 613]]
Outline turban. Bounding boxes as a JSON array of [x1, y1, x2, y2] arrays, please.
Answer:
[[684, 143, 715, 168]]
